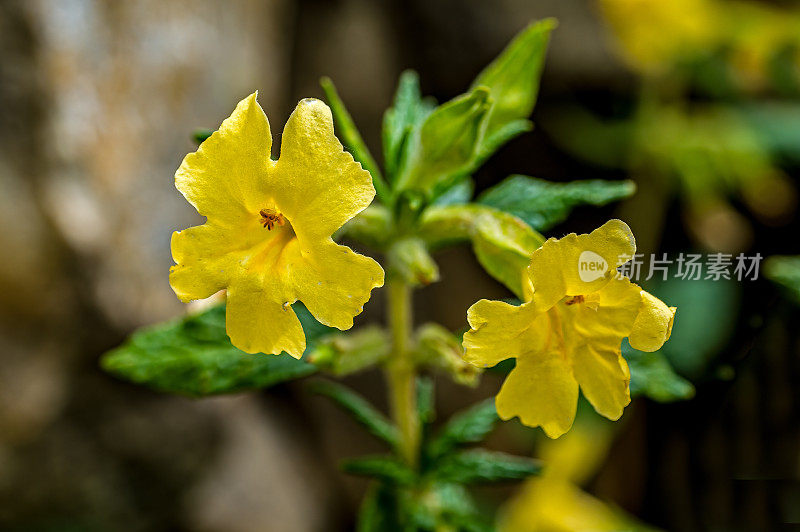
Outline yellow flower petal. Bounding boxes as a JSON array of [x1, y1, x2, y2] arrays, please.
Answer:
[[462, 299, 545, 368], [170, 223, 232, 302], [286, 240, 384, 330], [562, 277, 642, 342], [175, 92, 272, 224], [630, 291, 676, 351], [527, 219, 635, 309], [570, 344, 631, 420], [560, 278, 639, 421], [274, 98, 376, 241], [225, 276, 306, 358], [496, 352, 579, 438]]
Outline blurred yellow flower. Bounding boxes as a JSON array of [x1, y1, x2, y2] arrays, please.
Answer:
[[170, 93, 384, 357], [499, 416, 655, 531], [463, 220, 675, 438], [599, 0, 719, 74]]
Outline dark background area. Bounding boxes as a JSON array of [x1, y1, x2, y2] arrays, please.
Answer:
[[1, 0, 798, 530]]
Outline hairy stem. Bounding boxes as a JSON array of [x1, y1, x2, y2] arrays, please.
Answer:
[[386, 276, 420, 467]]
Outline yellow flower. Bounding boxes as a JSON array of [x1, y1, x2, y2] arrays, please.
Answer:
[[463, 220, 675, 438], [169, 93, 384, 358], [599, 0, 719, 74], [499, 417, 654, 531]]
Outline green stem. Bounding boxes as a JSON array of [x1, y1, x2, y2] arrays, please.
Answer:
[[386, 276, 419, 467]]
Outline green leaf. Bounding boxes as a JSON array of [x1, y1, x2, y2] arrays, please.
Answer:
[[341, 455, 415, 485], [543, 106, 633, 168], [406, 482, 494, 532], [357, 483, 404, 532], [431, 177, 474, 206], [101, 304, 324, 396], [425, 483, 493, 532], [431, 449, 542, 484], [382, 70, 435, 183], [306, 326, 391, 376], [624, 341, 695, 402], [472, 18, 556, 146], [418, 204, 544, 298], [387, 237, 440, 286], [320, 77, 390, 203], [765, 255, 800, 304], [398, 88, 492, 194], [309, 380, 399, 447], [478, 175, 636, 231], [427, 398, 499, 459], [414, 323, 481, 386], [191, 128, 214, 145]]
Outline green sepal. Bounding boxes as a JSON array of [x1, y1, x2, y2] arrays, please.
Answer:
[[382, 70, 435, 183], [478, 175, 636, 231], [414, 323, 481, 387], [341, 455, 416, 485], [430, 449, 542, 484], [100, 303, 324, 396], [320, 76, 391, 203], [306, 326, 391, 376], [397, 88, 492, 194], [426, 398, 499, 460], [472, 18, 556, 150], [309, 380, 399, 447], [623, 341, 695, 402], [419, 204, 544, 298], [336, 204, 393, 250], [387, 237, 440, 287]]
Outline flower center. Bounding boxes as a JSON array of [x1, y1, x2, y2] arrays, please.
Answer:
[[564, 295, 585, 306], [259, 209, 286, 231]]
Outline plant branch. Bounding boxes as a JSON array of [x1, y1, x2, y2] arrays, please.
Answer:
[[386, 276, 420, 467]]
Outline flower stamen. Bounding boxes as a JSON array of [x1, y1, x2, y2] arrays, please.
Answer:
[[564, 295, 585, 306], [260, 209, 286, 231]]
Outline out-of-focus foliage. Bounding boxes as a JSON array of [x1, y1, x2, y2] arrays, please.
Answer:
[[600, 0, 800, 93], [310, 380, 400, 447], [546, 0, 800, 253], [649, 276, 739, 378], [624, 341, 695, 402], [765, 256, 800, 304], [102, 303, 326, 396], [548, 102, 797, 251]]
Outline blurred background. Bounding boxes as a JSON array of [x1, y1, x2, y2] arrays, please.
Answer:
[[1, 0, 799, 530]]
